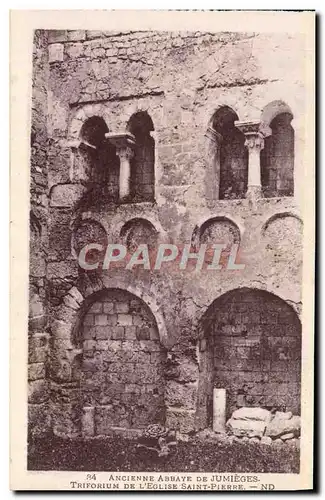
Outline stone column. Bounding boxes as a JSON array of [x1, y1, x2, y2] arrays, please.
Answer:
[[117, 146, 134, 200], [81, 406, 95, 438], [212, 388, 226, 433], [204, 126, 223, 203], [235, 121, 271, 200], [105, 132, 136, 202]]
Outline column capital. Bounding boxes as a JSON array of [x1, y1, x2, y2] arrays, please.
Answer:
[[105, 132, 136, 159], [235, 120, 272, 152], [205, 126, 223, 144], [117, 146, 135, 161], [235, 120, 271, 136]]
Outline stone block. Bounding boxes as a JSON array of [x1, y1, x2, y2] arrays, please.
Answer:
[[30, 254, 46, 278], [94, 326, 110, 340], [107, 314, 118, 326], [117, 314, 133, 326], [83, 327, 93, 340], [52, 319, 73, 340], [177, 360, 199, 383], [115, 302, 129, 314], [50, 184, 86, 207], [111, 326, 125, 340], [103, 302, 114, 314], [124, 326, 137, 340], [137, 327, 150, 340], [68, 288, 84, 305], [165, 381, 197, 410], [231, 407, 272, 423], [132, 315, 144, 327], [281, 432, 295, 441], [166, 409, 196, 434], [226, 418, 266, 438], [63, 294, 80, 311], [52, 402, 81, 438], [260, 436, 272, 445], [28, 402, 51, 436], [88, 302, 103, 314], [28, 379, 49, 404], [83, 314, 94, 326], [149, 327, 160, 341], [50, 358, 73, 382], [28, 333, 49, 363], [95, 314, 108, 326], [95, 405, 129, 434], [67, 30, 86, 41], [48, 30, 68, 43], [28, 362, 46, 381], [265, 415, 301, 438], [49, 43, 64, 63], [275, 410, 293, 420]]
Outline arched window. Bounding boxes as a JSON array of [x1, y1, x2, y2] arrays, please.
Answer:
[[209, 106, 248, 200], [127, 112, 155, 202], [260, 102, 294, 197], [79, 116, 120, 202]]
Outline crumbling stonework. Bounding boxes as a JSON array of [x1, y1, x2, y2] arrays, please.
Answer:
[[28, 29, 305, 439]]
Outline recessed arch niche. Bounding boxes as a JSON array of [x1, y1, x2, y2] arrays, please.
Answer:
[[120, 217, 158, 254], [260, 101, 295, 197], [79, 288, 166, 434], [206, 106, 248, 200], [197, 288, 301, 429], [126, 111, 155, 202]]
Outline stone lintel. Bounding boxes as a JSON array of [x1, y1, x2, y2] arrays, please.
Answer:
[[235, 120, 272, 138], [105, 132, 136, 151]]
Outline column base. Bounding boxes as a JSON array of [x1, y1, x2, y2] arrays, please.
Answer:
[[246, 185, 263, 201]]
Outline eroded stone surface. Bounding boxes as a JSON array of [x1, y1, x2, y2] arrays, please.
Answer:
[[29, 28, 304, 438]]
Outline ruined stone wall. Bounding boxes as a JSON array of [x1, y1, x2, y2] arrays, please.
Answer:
[[28, 30, 51, 436], [207, 289, 301, 419], [80, 289, 166, 435], [29, 29, 306, 437]]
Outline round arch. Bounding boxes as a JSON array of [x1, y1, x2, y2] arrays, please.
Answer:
[[260, 100, 293, 127], [196, 287, 302, 428]]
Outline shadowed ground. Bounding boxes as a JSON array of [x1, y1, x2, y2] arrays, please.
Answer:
[[28, 435, 299, 473]]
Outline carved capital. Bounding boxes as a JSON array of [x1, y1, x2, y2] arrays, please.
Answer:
[[235, 120, 271, 152], [105, 132, 136, 162], [244, 135, 265, 152], [117, 146, 134, 161]]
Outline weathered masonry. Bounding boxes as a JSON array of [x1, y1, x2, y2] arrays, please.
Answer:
[[29, 29, 305, 438]]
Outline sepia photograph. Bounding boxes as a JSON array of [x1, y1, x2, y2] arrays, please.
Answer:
[[10, 9, 315, 491]]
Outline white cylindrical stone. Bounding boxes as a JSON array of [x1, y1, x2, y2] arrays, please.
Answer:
[[212, 388, 226, 433], [118, 149, 133, 200], [81, 406, 95, 437]]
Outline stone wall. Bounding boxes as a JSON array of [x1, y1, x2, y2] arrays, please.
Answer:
[[80, 289, 166, 434], [205, 289, 301, 420], [28, 29, 305, 438], [28, 30, 51, 436]]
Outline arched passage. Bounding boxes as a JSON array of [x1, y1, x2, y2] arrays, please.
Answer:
[[127, 111, 155, 202], [260, 101, 294, 197], [79, 288, 166, 435], [77, 116, 120, 204], [197, 288, 301, 429], [209, 106, 248, 200]]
